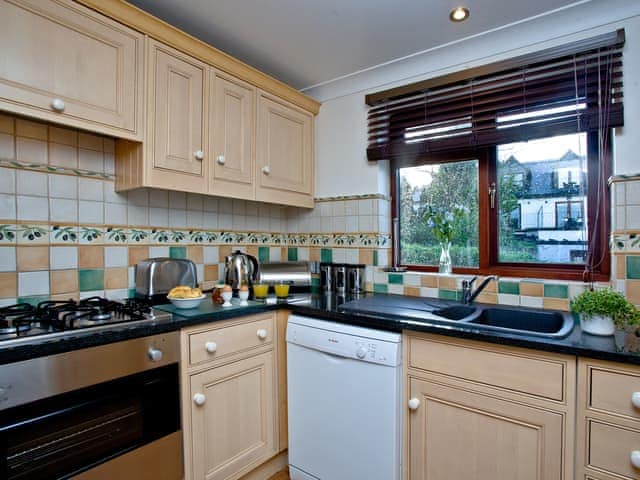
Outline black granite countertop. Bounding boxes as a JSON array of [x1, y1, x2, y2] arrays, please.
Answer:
[[2, 293, 639, 366]]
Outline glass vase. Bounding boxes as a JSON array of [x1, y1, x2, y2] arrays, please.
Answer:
[[438, 241, 452, 274]]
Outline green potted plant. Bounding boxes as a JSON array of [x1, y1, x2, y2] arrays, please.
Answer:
[[571, 288, 640, 336]]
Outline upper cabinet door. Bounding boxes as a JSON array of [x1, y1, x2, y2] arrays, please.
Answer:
[[256, 92, 314, 208], [147, 39, 207, 193], [209, 72, 255, 200], [0, 0, 143, 140]]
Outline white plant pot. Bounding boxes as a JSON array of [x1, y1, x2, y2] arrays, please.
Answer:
[[580, 314, 615, 336]]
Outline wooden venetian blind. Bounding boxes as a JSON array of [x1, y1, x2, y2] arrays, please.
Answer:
[[366, 29, 625, 161]]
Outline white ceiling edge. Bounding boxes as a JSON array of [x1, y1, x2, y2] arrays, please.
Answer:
[[304, 0, 640, 102]]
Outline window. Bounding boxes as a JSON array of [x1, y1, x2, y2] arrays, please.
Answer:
[[368, 30, 624, 280]]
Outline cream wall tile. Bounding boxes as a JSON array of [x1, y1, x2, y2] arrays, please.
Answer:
[[203, 212, 218, 229], [48, 142, 77, 169], [626, 182, 640, 205], [520, 296, 544, 308], [258, 216, 270, 231], [48, 174, 77, 199], [128, 188, 148, 206], [104, 152, 115, 175], [232, 216, 247, 230], [345, 249, 359, 264], [388, 284, 404, 294], [0, 298, 17, 307], [149, 189, 168, 208], [50, 246, 78, 270], [128, 266, 135, 288], [218, 213, 232, 229], [203, 246, 219, 264], [298, 247, 310, 261], [0, 168, 15, 194], [269, 247, 282, 261], [0, 247, 16, 271], [103, 184, 126, 204], [80, 290, 104, 300], [0, 133, 15, 159], [105, 288, 128, 300], [332, 216, 346, 232], [345, 200, 358, 216], [127, 205, 148, 226], [78, 178, 103, 201], [78, 132, 104, 151], [627, 205, 640, 229], [149, 246, 169, 257], [246, 216, 258, 230], [232, 199, 246, 215], [203, 197, 218, 212], [103, 138, 115, 153], [49, 198, 77, 222], [270, 218, 282, 232], [420, 286, 439, 298], [497, 293, 520, 306], [404, 273, 422, 287], [78, 148, 103, 172], [105, 246, 128, 267], [16, 119, 47, 140], [187, 193, 203, 211], [0, 194, 16, 221], [188, 210, 204, 228], [245, 201, 258, 216], [169, 209, 187, 228], [17, 195, 48, 221], [79, 200, 104, 224], [49, 126, 78, 146], [18, 270, 49, 296], [104, 203, 127, 225], [17, 170, 47, 196], [16, 137, 47, 164], [169, 191, 186, 209], [149, 207, 168, 227]]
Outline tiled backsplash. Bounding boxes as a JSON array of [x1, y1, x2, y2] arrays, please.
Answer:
[[0, 112, 638, 310]]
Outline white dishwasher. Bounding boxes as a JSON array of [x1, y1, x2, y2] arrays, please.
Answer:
[[286, 314, 402, 480]]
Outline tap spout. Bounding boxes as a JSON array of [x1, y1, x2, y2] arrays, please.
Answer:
[[462, 275, 497, 305]]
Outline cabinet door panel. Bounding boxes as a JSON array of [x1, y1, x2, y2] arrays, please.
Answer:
[[0, 0, 143, 138], [256, 93, 313, 207], [209, 72, 254, 199], [408, 377, 564, 480], [190, 351, 276, 480]]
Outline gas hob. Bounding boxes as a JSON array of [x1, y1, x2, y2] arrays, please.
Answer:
[[0, 296, 173, 347]]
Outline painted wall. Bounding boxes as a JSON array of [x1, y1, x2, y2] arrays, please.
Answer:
[[309, 1, 640, 197]]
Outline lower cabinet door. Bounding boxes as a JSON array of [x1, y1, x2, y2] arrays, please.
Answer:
[[190, 351, 277, 480], [408, 377, 564, 480]]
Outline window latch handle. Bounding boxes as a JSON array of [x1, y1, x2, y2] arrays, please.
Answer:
[[489, 182, 496, 209]]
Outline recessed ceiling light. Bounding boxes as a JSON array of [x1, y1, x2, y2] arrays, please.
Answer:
[[449, 7, 470, 22]]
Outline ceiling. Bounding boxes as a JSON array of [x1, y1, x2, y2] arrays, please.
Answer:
[[128, 0, 587, 91]]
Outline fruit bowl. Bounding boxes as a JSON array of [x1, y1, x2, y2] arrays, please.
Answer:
[[167, 295, 206, 309]]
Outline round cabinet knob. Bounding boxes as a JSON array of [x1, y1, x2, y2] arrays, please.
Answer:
[[205, 341, 217, 353], [194, 150, 204, 160], [632, 392, 640, 409], [193, 393, 206, 406], [356, 347, 367, 359], [257, 329, 268, 340], [631, 450, 640, 469], [216, 155, 226, 165], [261, 165, 271, 175], [408, 398, 421, 411], [51, 98, 66, 112], [148, 347, 163, 362]]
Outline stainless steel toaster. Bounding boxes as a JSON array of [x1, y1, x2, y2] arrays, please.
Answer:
[[135, 258, 197, 299]]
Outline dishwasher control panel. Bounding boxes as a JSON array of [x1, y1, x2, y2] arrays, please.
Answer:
[[286, 315, 401, 366]]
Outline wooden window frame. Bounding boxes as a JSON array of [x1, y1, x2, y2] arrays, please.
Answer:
[[391, 130, 611, 281]]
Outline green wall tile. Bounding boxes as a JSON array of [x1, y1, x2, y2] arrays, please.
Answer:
[[438, 289, 459, 301], [627, 255, 640, 279], [128, 288, 137, 298], [79, 269, 104, 291], [18, 295, 49, 306], [288, 247, 298, 261], [321, 248, 333, 263], [373, 283, 388, 293], [498, 281, 520, 295], [258, 246, 270, 263], [311, 276, 321, 287], [169, 246, 186, 259], [373, 250, 379, 266], [544, 283, 569, 298], [388, 273, 404, 284]]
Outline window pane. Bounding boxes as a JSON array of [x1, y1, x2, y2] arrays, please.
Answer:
[[497, 133, 588, 264], [399, 160, 479, 267]]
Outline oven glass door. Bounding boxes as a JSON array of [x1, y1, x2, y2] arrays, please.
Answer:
[[0, 363, 179, 480]]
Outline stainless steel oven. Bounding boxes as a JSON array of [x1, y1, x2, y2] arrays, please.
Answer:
[[0, 332, 182, 480]]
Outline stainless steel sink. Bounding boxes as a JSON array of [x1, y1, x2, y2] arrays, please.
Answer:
[[338, 295, 574, 338], [465, 306, 574, 338]]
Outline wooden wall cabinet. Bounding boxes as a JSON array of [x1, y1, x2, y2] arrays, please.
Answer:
[[256, 92, 314, 208], [145, 39, 208, 193], [181, 313, 284, 480], [0, 0, 144, 140], [576, 358, 640, 480], [404, 332, 576, 480]]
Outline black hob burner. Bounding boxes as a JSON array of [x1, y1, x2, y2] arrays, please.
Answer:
[[0, 296, 169, 345]]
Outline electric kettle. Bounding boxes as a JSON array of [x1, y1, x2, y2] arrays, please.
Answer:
[[224, 250, 259, 290]]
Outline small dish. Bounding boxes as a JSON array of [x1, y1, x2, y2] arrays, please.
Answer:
[[167, 295, 206, 309]]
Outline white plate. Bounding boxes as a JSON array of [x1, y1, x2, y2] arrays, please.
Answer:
[[167, 295, 206, 309]]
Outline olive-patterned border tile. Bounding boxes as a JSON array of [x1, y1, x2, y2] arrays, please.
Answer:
[[0, 158, 115, 181]]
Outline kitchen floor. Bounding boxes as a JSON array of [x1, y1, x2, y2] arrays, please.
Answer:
[[268, 471, 289, 480]]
